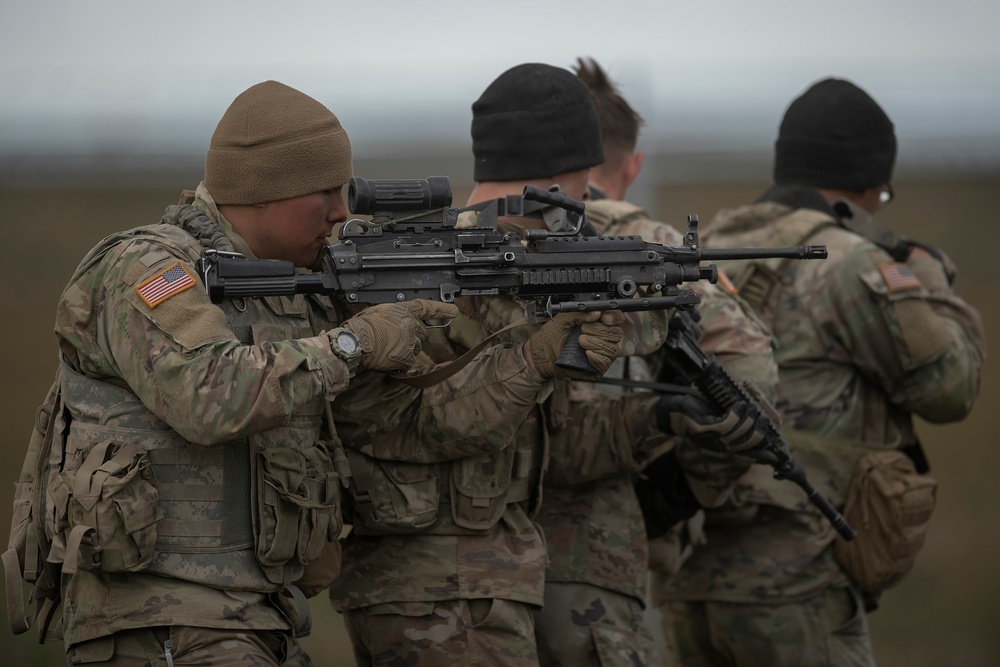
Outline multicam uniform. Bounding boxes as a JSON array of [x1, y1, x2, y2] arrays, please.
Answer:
[[652, 186, 986, 667], [50, 185, 560, 666], [328, 210, 671, 667], [52, 185, 351, 665], [530, 196, 779, 667]]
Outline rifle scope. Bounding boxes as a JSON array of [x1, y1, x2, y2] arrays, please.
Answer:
[[349, 176, 453, 215]]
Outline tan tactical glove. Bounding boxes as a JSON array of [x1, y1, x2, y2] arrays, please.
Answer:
[[343, 300, 459, 372], [526, 310, 626, 380], [657, 394, 766, 454]]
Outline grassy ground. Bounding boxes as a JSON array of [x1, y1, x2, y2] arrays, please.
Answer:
[[1, 178, 996, 666]]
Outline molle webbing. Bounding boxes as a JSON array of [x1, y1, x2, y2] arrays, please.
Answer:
[[59, 365, 257, 574], [147, 442, 252, 546]]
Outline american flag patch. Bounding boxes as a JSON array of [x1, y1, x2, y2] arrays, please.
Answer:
[[135, 262, 195, 308], [878, 263, 923, 292]]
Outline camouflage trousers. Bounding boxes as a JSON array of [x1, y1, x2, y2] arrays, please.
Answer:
[[343, 598, 539, 667], [658, 587, 876, 667], [66, 626, 311, 666], [533, 582, 661, 667]]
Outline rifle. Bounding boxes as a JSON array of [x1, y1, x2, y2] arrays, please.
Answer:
[[658, 309, 857, 540], [197, 176, 827, 373]]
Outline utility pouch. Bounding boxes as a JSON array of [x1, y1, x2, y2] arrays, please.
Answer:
[[345, 450, 440, 535], [3, 367, 65, 639], [255, 442, 341, 568], [834, 448, 937, 597], [450, 448, 514, 531], [63, 441, 161, 574]]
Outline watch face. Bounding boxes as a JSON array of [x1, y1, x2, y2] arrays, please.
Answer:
[[336, 331, 359, 355]]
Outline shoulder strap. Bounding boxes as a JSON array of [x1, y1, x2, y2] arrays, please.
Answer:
[[395, 319, 535, 388], [585, 198, 650, 235], [733, 215, 837, 322]]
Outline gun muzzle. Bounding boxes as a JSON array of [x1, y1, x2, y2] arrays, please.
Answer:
[[700, 245, 828, 261]]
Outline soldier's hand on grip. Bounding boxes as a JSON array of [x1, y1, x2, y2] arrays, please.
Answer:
[[526, 310, 625, 380], [656, 394, 767, 455], [344, 300, 459, 372]]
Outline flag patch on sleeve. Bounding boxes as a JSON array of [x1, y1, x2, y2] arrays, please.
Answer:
[[135, 262, 196, 308], [878, 263, 923, 292]]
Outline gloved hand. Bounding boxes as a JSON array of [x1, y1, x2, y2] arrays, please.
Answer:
[[526, 310, 626, 380], [656, 393, 766, 454], [343, 299, 459, 372]]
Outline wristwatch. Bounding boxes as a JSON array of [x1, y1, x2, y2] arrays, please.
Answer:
[[327, 327, 363, 376]]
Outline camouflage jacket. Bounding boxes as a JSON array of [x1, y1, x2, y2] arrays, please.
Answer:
[[652, 190, 986, 603], [52, 185, 353, 646], [534, 197, 778, 601], [328, 208, 672, 610]]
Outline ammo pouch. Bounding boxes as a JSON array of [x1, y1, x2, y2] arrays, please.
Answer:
[[3, 367, 65, 640], [833, 448, 937, 597], [60, 441, 161, 575], [450, 446, 534, 531], [255, 441, 341, 569], [345, 445, 539, 535], [345, 450, 441, 535]]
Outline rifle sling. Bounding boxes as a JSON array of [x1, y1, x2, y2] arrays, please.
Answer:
[[588, 376, 700, 396], [395, 320, 535, 389]]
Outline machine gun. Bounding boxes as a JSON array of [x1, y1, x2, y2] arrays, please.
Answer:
[[658, 310, 857, 540], [198, 176, 848, 536], [197, 176, 826, 373]]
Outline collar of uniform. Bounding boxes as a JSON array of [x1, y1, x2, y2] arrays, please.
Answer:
[[194, 182, 257, 259], [756, 183, 838, 219]]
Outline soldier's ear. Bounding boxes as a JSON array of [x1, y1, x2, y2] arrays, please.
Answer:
[[624, 150, 645, 189]]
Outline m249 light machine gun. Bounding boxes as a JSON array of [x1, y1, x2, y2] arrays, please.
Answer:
[[198, 177, 851, 536], [197, 176, 826, 371]]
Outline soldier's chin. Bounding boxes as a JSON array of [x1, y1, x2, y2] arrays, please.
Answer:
[[306, 249, 325, 272]]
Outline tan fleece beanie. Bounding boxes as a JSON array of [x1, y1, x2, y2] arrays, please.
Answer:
[[205, 80, 353, 205]]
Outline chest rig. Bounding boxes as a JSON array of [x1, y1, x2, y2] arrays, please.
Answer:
[[53, 206, 338, 592]]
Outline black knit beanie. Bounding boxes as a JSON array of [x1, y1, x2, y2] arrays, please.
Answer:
[[205, 80, 353, 205], [471, 63, 604, 182], [774, 78, 896, 191]]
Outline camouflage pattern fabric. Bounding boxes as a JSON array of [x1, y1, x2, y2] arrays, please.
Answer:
[[328, 207, 672, 665], [66, 625, 311, 666], [531, 198, 779, 666], [344, 598, 537, 667], [534, 581, 659, 667], [52, 184, 352, 651], [659, 587, 874, 667], [652, 196, 985, 666]]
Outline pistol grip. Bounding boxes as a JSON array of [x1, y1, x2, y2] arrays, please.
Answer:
[[555, 327, 599, 375]]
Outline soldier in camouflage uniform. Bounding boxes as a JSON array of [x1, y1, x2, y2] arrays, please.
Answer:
[[44, 80, 572, 666], [326, 63, 670, 667], [520, 58, 780, 667], [448, 63, 771, 667], [651, 78, 986, 666]]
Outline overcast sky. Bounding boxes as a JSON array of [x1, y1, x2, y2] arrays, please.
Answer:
[[2, 0, 999, 169]]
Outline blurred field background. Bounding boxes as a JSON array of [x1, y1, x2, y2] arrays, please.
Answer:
[[0, 162, 997, 665]]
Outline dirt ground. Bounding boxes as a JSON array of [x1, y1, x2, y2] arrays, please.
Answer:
[[1, 175, 996, 666]]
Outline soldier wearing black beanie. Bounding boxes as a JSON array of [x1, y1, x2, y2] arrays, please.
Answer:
[[774, 77, 897, 191], [471, 63, 604, 182], [652, 75, 986, 667]]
